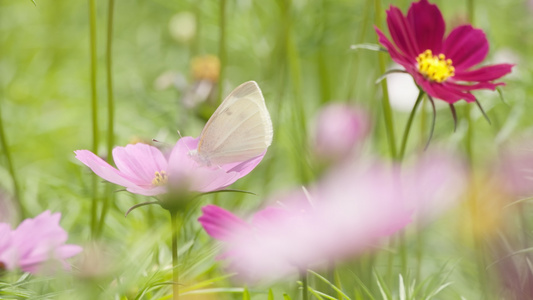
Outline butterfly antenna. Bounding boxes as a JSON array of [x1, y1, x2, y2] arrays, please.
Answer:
[[176, 130, 193, 153]]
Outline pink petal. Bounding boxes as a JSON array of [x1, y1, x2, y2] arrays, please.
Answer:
[[113, 143, 168, 184], [375, 28, 416, 68], [168, 137, 261, 192], [446, 81, 505, 92], [453, 64, 514, 82], [55, 244, 84, 259], [413, 73, 475, 103], [443, 25, 489, 70], [8, 211, 82, 274], [407, 0, 445, 54], [223, 153, 265, 176], [198, 205, 250, 241], [75, 150, 143, 188], [386, 5, 419, 59], [433, 82, 476, 103]]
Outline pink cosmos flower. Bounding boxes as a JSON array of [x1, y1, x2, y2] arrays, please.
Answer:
[[375, 0, 513, 104], [0, 211, 82, 274], [75, 137, 265, 196], [313, 103, 369, 161], [199, 153, 464, 282]]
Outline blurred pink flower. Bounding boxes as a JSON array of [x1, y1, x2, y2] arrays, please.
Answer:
[[313, 103, 368, 161], [0, 211, 82, 274], [75, 137, 265, 196], [199, 153, 464, 282], [375, 0, 513, 104], [497, 141, 533, 198]]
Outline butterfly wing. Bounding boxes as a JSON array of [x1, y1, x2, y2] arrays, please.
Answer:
[[197, 81, 273, 165]]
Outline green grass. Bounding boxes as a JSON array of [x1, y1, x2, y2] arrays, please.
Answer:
[[1, 0, 533, 299]]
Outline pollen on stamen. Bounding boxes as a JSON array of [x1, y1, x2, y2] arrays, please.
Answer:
[[416, 49, 455, 83], [152, 171, 168, 186]]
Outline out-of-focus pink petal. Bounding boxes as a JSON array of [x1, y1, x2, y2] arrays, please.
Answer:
[[498, 140, 533, 198], [386, 6, 419, 58], [0, 223, 14, 270], [113, 143, 168, 183], [313, 103, 369, 161], [443, 25, 489, 70], [5, 211, 81, 274], [453, 64, 514, 82], [402, 151, 467, 222], [202, 154, 466, 283], [407, 0, 445, 54], [198, 205, 250, 241]]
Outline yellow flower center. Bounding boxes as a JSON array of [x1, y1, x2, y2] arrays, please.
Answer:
[[151, 171, 168, 186], [416, 49, 455, 83]]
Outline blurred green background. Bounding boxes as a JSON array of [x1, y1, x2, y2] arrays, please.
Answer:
[[1, 0, 533, 299]]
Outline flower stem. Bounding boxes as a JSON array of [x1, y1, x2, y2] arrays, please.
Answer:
[[0, 102, 25, 219], [467, 0, 475, 25], [374, 0, 398, 160], [217, 0, 227, 103], [300, 268, 308, 300], [345, 0, 372, 100], [399, 91, 425, 161], [88, 0, 100, 238], [171, 210, 180, 300], [97, 0, 116, 237]]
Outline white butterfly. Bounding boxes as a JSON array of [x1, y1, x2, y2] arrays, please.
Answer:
[[190, 81, 273, 166]]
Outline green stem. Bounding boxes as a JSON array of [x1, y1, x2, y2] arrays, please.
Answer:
[[374, 0, 397, 160], [171, 211, 180, 300], [467, 0, 474, 25], [97, 0, 116, 237], [88, 0, 99, 238], [345, 0, 372, 101], [399, 91, 425, 161], [0, 103, 25, 219], [217, 0, 227, 103], [300, 268, 308, 300]]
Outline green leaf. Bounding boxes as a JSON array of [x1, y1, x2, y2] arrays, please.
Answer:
[[268, 289, 275, 300], [243, 287, 251, 300]]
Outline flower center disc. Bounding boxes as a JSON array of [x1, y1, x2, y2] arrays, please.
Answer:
[[152, 171, 168, 186], [416, 50, 455, 83]]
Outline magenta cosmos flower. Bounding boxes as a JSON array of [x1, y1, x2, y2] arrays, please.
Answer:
[[198, 153, 464, 282], [75, 137, 265, 196], [375, 0, 513, 104], [0, 211, 82, 274]]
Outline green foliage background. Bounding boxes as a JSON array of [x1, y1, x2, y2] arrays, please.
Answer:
[[1, 0, 533, 299]]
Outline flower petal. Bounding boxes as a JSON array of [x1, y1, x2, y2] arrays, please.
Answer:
[[407, 0, 445, 54], [453, 64, 514, 82], [375, 28, 415, 68], [445, 81, 505, 92], [167, 137, 236, 192], [386, 5, 419, 58], [443, 25, 489, 70], [414, 74, 474, 103], [112, 143, 168, 184], [198, 205, 250, 241], [75, 150, 143, 189]]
